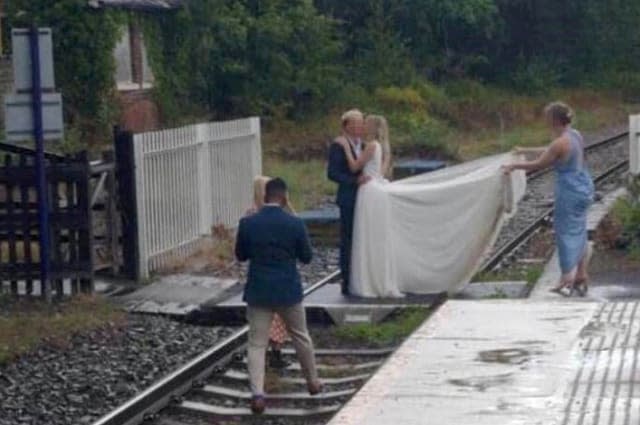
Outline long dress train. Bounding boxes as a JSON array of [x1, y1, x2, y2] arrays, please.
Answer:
[[350, 153, 527, 298]]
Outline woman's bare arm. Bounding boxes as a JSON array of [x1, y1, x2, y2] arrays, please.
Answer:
[[505, 138, 567, 173], [341, 141, 374, 173], [513, 146, 547, 154]]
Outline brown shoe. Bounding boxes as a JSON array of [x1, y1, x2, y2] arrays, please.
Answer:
[[250, 395, 265, 414], [308, 381, 323, 396]]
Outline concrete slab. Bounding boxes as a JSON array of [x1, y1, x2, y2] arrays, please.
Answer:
[[531, 188, 629, 302], [394, 159, 447, 179], [328, 300, 599, 425], [117, 274, 238, 315], [201, 281, 441, 325], [298, 207, 339, 224], [298, 207, 340, 244]]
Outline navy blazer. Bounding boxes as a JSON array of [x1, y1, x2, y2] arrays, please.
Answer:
[[235, 206, 313, 307], [327, 141, 360, 208]]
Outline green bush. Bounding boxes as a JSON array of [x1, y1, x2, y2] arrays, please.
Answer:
[[613, 193, 640, 250], [375, 87, 427, 112], [391, 112, 454, 156], [589, 71, 640, 102], [509, 58, 563, 95], [413, 82, 449, 116]]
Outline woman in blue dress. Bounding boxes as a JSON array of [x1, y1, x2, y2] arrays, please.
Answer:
[[503, 102, 594, 296]]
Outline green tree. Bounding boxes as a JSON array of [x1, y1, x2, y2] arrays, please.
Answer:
[[146, 0, 340, 120]]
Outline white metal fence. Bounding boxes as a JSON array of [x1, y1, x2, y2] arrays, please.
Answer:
[[133, 117, 262, 278]]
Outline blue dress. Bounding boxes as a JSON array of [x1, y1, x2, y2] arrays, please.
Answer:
[[553, 129, 594, 275]]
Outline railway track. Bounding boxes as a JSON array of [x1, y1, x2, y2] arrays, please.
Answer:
[[483, 131, 629, 271], [92, 132, 630, 425]]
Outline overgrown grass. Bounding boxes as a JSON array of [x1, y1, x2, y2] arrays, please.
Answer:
[[333, 307, 431, 347], [264, 157, 335, 211], [263, 82, 638, 163], [0, 295, 125, 365]]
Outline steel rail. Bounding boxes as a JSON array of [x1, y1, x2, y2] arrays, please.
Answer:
[[94, 132, 630, 425], [481, 158, 629, 272], [91, 270, 340, 425]]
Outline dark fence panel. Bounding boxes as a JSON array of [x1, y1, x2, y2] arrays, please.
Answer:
[[0, 143, 94, 297], [113, 128, 139, 280]]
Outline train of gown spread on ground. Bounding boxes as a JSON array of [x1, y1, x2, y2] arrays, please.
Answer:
[[350, 153, 527, 298]]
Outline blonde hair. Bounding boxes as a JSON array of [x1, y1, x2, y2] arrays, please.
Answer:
[[341, 109, 364, 129], [252, 175, 295, 213], [544, 101, 573, 126], [366, 115, 393, 177]]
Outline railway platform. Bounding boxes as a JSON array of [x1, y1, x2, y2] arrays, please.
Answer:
[[328, 186, 640, 425], [328, 298, 640, 425]]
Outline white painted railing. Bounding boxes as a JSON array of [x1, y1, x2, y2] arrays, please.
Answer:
[[630, 115, 640, 176], [133, 118, 262, 278]]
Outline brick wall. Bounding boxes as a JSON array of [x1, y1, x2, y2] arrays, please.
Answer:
[[0, 56, 13, 133], [118, 89, 159, 133]]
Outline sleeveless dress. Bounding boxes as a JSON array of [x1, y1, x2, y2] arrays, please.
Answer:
[[362, 141, 384, 180], [351, 142, 400, 297], [553, 129, 594, 276]]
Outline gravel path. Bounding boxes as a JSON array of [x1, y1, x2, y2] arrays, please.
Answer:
[[0, 315, 235, 425]]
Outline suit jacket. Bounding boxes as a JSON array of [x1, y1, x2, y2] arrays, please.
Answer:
[[327, 140, 360, 208], [235, 206, 313, 307]]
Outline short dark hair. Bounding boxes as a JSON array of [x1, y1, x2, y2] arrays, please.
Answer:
[[265, 177, 288, 202]]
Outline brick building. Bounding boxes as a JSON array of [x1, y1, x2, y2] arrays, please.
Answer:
[[2, 1, 181, 135], [89, 0, 183, 132]]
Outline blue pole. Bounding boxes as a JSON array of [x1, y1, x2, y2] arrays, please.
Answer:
[[30, 26, 51, 302]]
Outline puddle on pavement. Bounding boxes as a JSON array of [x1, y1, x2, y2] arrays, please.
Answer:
[[477, 348, 533, 365], [448, 373, 513, 392], [579, 320, 628, 338]]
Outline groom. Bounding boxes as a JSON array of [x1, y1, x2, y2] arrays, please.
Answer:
[[327, 109, 370, 295]]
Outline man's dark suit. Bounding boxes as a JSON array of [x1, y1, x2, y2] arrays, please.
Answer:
[[235, 205, 318, 397], [327, 140, 360, 294], [235, 205, 313, 306]]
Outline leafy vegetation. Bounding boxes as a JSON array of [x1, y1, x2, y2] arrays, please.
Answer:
[[333, 307, 431, 347], [7, 1, 640, 156], [612, 181, 640, 256], [8, 0, 125, 146]]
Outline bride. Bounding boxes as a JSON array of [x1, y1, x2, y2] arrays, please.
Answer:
[[336, 114, 391, 181], [336, 115, 401, 297]]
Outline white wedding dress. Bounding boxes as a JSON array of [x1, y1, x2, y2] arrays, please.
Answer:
[[350, 152, 527, 298]]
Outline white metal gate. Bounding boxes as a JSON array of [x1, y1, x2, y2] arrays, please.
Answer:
[[133, 117, 262, 278]]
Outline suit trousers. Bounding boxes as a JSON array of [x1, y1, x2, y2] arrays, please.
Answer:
[[247, 303, 318, 396], [339, 203, 355, 294]]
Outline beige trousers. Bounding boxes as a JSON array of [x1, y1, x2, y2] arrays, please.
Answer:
[[247, 303, 318, 395]]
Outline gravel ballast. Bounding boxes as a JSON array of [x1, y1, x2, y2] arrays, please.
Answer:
[[0, 315, 235, 425]]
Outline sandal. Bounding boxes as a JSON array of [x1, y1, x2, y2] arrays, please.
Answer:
[[574, 278, 589, 297], [550, 285, 572, 297]]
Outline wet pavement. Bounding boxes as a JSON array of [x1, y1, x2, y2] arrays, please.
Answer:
[[328, 186, 640, 425]]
